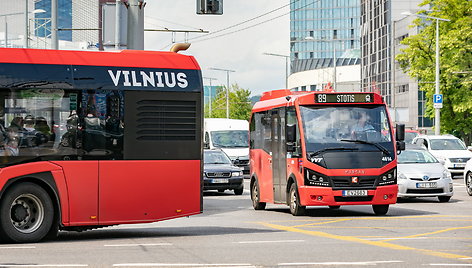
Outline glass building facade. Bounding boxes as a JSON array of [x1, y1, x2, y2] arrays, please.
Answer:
[[290, 0, 361, 73], [35, 0, 72, 41]]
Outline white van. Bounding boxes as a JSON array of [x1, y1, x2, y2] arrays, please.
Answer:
[[204, 118, 249, 177]]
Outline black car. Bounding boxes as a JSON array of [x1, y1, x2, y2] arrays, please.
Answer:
[[204, 149, 244, 195]]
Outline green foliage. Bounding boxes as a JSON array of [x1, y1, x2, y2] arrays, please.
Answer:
[[396, 0, 472, 143], [204, 84, 252, 121]]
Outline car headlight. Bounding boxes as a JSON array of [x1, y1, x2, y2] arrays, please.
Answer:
[[442, 170, 452, 180], [398, 172, 408, 180], [231, 171, 242, 177]]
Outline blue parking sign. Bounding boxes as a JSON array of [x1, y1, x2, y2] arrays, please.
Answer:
[[433, 94, 443, 104]]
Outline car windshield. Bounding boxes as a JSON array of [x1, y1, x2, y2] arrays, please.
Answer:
[[210, 130, 248, 148], [204, 150, 232, 165], [299, 105, 394, 155], [405, 132, 419, 144], [398, 150, 438, 164], [430, 138, 466, 150]]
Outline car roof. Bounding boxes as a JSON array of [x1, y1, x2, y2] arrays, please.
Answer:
[[405, 144, 426, 150], [414, 134, 459, 140]]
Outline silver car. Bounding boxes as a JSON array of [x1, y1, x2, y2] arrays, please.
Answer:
[[397, 147, 453, 202]]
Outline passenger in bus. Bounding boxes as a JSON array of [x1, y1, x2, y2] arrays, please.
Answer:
[[4, 128, 19, 156], [35, 116, 54, 142], [23, 115, 48, 146]]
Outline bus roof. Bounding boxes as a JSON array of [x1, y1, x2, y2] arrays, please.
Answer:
[[0, 48, 201, 70], [253, 89, 385, 112]]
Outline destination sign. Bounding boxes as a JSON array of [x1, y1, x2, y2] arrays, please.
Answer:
[[315, 93, 374, 104]]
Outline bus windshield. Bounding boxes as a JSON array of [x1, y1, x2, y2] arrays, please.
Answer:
[[211, 130, 248, 148], [300, 105, 394, 155]]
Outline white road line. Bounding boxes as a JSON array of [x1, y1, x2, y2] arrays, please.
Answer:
[[0, 265, 88, 267], [278, 261, 403, 266], [428, 264, 472, 266], [104, 243, 172, 247], [363, 237, 428, 241], [0, 246, 36, 249], [112, 264, 255, 267], [461, 258, 472, 260], [234, 240, 305, 244]]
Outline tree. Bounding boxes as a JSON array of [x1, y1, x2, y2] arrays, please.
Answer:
[[205, 84, 252, 121], [396, 0, 472, 144]]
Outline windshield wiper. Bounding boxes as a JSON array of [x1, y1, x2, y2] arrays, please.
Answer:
[[340, 139, 391, 156], [308, 147, 359, 159]]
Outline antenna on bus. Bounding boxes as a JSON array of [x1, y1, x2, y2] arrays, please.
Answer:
[[170, 43, 191, 53]]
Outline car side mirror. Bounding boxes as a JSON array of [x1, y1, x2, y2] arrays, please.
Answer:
[[468, 146, 472, 152], [204, 141, 210, 149], [233, 159, 240, 165], [439, 159, 446, 165]]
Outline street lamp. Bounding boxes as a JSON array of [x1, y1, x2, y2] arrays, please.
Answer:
[[402, 11, 450, 135], [203, 77, 218, 117], [263, 52, 290, 89], [0, 8, 45, 48], [305, 36, 341, 90], [209, 67, 235, 119]]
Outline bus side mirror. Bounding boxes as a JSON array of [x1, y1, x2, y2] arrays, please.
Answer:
[[287, 124, 296, 143], [396, 124, 405, 141]]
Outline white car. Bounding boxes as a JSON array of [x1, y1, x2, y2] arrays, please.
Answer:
[[397, 146, 453, 202], [462, 159, 472, 196], [412, 135, 472, 176]]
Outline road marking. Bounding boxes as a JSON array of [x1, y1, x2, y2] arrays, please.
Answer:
[[290, 219, 352, 228], [0, 246, 36, 249], [278, 261, 403, 266], [104, 243, 172, 247], [364, 237, 428, 241], [234, 240, 304, 244], [0, 265, 88, 267], [428, 264, 472, 266], [113, 264, 255, 267], [381, 225, 472, 242], [258, 222, 472, 261]]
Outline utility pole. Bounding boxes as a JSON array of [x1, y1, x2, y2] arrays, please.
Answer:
[[209, 67, 235, 119], [51, 0, 58, 49], [25, 0, 28, 48], [115, 0, 121, 50], [263, 53, 290, 89], [204, 77, 218, 117], [126, 0, 145, 50]]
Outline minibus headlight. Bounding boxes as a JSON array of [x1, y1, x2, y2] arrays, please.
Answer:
[[304, 168, 330, 187], [378, 168, 397, 185]]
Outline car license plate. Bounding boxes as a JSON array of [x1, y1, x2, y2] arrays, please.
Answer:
[[454, 163, 465, 168], [212, 179, 229, 183], [416, 182, 437, 188], [342, 190, 368, 197]]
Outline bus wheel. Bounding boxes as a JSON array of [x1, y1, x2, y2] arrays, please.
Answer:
[[0, 182, 54, 243], [234, 186, 243, 195], [372, 204, 389, 216], [289, 184, 306, 216], [251, 181, 266, 210]]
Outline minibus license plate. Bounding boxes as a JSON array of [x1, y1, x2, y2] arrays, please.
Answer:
[[416, 182, 437, 188], [342, 190, 367, 197], [212, 179, 229, 183]]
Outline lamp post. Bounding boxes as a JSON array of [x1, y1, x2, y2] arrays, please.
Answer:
[[209, 67, 235, 119], [263, 52, 290, 89], [304, 36, 341, 91], [203, 77, 218, 117], [402, 12, 450, 135]]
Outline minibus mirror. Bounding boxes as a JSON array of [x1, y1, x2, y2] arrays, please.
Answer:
[[287, 124, 296, 143], [397, 140, 406, 152], [396, 124, 405, 141]]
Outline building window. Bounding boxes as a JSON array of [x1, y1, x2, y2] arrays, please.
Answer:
[[310, 85, 317, 91]]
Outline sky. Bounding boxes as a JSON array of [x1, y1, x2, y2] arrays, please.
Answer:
[[143, 0, 290, 96]]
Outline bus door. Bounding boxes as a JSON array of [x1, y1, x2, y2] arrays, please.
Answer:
[[271, 108, 287, 203]]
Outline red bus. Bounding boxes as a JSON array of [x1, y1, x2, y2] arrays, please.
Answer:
[[0, 47, 203, 242], [249, 90, 405, 216]]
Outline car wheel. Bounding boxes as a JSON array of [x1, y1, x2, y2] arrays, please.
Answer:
[[372, 204, 389, 215], [329, 206, 341, 209], [234, 186, 243, 195], [466, 172, 472, 196], [0, 182, 55, 243], [438, 196, 451, 202], [289, 184, 306, 216], [251, 180, 266, 210]]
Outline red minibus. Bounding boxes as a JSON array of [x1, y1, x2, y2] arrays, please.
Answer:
[[249, 89, 405, 216], [0, 47, 203, 242]]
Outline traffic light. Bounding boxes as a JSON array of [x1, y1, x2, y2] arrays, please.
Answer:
[[197, 0, 223, 15]]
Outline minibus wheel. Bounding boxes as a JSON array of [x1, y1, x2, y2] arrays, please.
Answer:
[[289, 184, 306, 216], [251, 180, 266, 210], [0, 182, 54, 243], [372, 204, 389, 215]]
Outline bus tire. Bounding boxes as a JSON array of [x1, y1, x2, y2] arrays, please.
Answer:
[[234, 185, 243, 195], [251, 180, 266, 210], [0, 182, 54, 243], [289, 184, 306, 216], [372, 204, 389, 216]]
